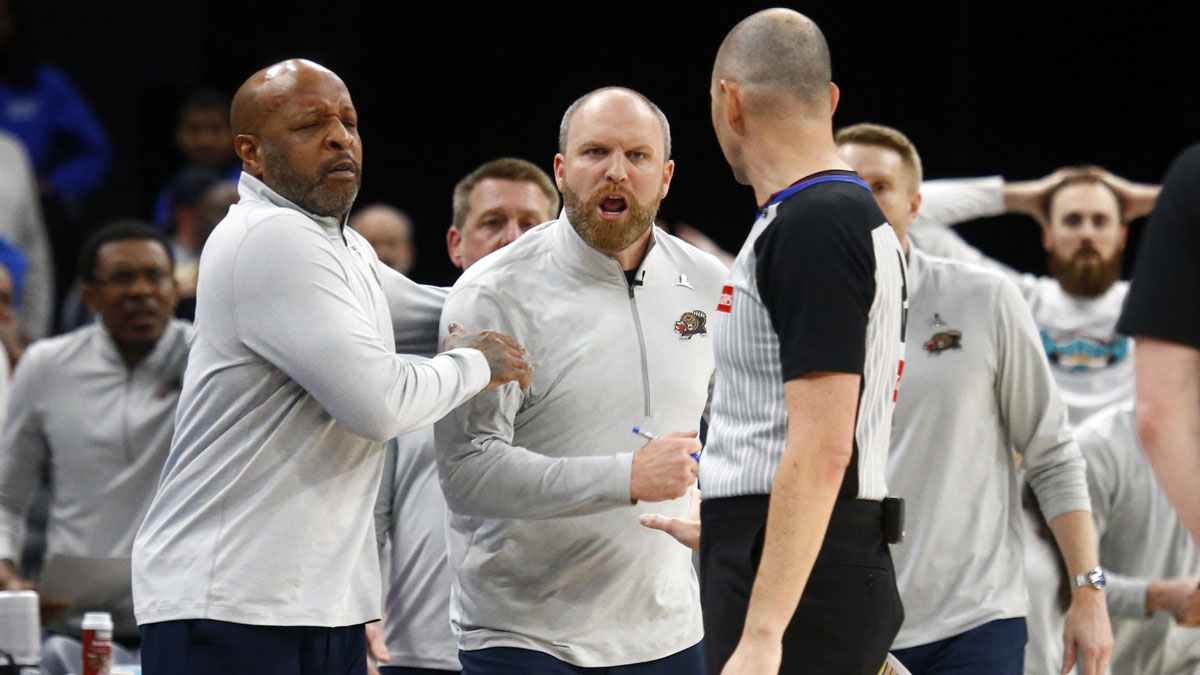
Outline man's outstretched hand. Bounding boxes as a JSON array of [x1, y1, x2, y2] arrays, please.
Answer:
[[443, 323, 533, 389], [640, 488, 701, 551]]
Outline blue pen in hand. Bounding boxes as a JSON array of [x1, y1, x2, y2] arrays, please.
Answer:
[[632, 427, 701, 462]]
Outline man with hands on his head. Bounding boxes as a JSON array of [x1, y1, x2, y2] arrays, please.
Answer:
[[906, 164, 1160, 426]]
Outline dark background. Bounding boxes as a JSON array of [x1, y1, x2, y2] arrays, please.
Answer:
[[20, 1, 1199, 286]]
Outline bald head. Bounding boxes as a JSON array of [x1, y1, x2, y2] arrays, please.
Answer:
[[349, 204, 415, 273], [559, 87, 671, 158], [229, 58, 362, 221], [713, 8, 831, 112], [231, 59, 346, 137]]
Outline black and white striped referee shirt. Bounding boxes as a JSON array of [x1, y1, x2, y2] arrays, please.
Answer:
[[701, 171, 908, 501]]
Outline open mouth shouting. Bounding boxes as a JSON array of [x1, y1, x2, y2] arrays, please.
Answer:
[[598, 193, 629, 220]]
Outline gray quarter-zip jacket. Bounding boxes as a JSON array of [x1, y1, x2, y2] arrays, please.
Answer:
[[887, 248, 1091, 649], [0, 319, 192, 638], [132, 173, 489, 628], [435, 214, 727, 666]]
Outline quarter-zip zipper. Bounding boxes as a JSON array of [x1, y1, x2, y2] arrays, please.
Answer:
[[627, 283, 652, 417], [122, 369, 134, 463]]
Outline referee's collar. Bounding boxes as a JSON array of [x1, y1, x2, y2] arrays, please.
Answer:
[[762, 170, 869, 209]]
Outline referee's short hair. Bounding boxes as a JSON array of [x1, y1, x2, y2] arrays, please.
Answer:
[[451, 158, 559, 230], [713, 9, 831, 112], [835, 123, 924, 189]]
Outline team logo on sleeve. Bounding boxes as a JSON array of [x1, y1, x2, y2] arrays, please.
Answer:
[[717, 285, 733, 313], [675, 310, 708, 339], [924, 330, 962, 355]]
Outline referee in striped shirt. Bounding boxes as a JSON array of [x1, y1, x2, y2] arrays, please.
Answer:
[[701, 10, 909, 674]]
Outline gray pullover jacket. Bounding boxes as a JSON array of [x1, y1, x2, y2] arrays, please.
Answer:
[[888, 249, 1091, 649], [132, 174, 489, 628], [435, 214, 727, 666], [0, 320, 191, 638]]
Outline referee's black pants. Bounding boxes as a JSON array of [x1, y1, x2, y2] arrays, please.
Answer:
[[700, 495, 903, 675]]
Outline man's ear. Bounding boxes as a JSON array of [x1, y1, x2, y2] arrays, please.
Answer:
[[723, 79, 745, 134], [80, 281, 99, 313], [446, 226, 465, 269], [234, 134, 264, 177], [553, 154, 566, 192], [660, 160, 676, 201], [829, 82, 841, 116]]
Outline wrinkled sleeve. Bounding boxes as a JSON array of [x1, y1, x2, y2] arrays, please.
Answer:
[[232, 217, 489, 443], [434, 283, 633, 520], [908, 177, 1022, 279], [1103, 571, 1150, 619], [0, 346, 50, 560], [374, 439, 398, 551], [994, 276, 1091, 520], [1081, 431, 1149, 618], [377, 262, 448, 358]]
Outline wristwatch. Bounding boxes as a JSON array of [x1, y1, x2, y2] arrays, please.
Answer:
[[1069, 566, 1107, 590]]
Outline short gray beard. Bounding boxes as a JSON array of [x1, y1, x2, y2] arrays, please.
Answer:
[[263, 142, 360, 219]]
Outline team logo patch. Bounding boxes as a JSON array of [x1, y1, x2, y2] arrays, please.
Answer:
[[675, 310, 708, 339], [924, 330, 962, 355], [1040, 331, 1129, 372], [717, 285, 733, 313]]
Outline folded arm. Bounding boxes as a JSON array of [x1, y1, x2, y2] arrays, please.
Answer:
[[233, 218, 490, 443]]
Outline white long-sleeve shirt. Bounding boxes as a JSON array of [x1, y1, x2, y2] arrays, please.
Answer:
[[132, 173, 490, 628], [888, 248, 1091, 649], [0, 320, 192, 639], [908, 177, 1134, 426]]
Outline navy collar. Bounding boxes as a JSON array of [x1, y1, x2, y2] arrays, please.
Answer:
[[763, 170, 869, 208]]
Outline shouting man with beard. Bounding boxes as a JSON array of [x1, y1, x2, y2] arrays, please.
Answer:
[[434, 87, 728, 674], [903, 168, 1160, 426]]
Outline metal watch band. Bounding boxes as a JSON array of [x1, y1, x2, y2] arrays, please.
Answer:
[[1070, 566, 1106, 590]]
